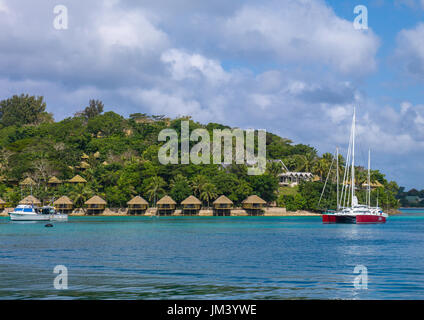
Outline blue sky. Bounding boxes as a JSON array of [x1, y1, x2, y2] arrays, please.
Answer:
[[1, 0, 424, 189]]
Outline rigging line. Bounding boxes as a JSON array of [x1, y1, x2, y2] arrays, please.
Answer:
[[318, 151, 336, 207], [341, 128, 352, 208]]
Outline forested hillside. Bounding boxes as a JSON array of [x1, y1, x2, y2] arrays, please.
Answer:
[[0, 94, 400, 210]]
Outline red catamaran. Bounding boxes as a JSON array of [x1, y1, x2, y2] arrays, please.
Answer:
[[321, 109, 388, 224]]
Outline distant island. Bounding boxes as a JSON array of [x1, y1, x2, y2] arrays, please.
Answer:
[[0, 94, 400, 214]]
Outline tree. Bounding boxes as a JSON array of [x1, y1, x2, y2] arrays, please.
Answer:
[[69, 184, 94, 208], [200, 183, 218, 208], [248, 174, 279, 203], [144, 176, 166, 205], [170, 174, 191, 204], [75, 99, 104, 120], [190, 175, 208, 197], [0, 94, 52, 126]]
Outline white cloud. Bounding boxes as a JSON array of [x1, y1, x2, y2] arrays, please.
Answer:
[[396, 23, 424, 77], [0, 0, 9, 13]]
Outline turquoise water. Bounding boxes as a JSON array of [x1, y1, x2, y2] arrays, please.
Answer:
[[1, 211, 424, 300]]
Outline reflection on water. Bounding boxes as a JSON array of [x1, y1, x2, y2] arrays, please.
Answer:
[[1, 215, 424, 300]]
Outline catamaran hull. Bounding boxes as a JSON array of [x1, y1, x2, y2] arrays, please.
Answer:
[[9, 214, 68, 221], [322, 214, 386, 224]]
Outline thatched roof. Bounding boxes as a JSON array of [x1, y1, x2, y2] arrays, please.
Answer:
[[181, 195, 202, 205], [79, 161, 90, 169], [85, 196, 106, 205], [93, 151, 100, 158], [20, 195, 41, 205], [102, 161, 109, 166], [127, 196, 148, 205], [157, 195, 176, 205], [81, 153, 89, 159], [213, 195, 234, 205], [0, 198, 5, 204], [20, 177, 36, 186], [68, 175, 87, 183], [54, 196, 73, 205], [242, 195, 266, 204], [48, 176, 62, 184]]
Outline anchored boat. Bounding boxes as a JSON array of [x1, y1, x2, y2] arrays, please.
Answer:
[[9, 205, 68, 221], [321, 109, 388, 224]]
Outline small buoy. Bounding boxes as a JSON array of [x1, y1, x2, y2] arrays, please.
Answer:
[[45, 223, 54, 228]]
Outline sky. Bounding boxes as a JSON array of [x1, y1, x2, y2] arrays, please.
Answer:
[[0, 0, 424, 189]]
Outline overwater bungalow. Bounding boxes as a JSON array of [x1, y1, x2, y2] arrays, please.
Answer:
[[0, 198, 6, 211], [48, 176, 62, 187], [242, 195, 266, 216], [53, 196, 73, 214], [85, 196, 106, 215], [20, 195, 41, 207], [68, 175, 87, 184], [157, 195, 176, 216], [127, 196, 149, 215], [213, 195, 233, 216], [181, 195, 202, 215]]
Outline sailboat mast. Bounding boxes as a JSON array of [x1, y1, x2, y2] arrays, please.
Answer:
[[336, 147, 339, 210], [351, 109, 355, 206], [368, 149, 371, 207]]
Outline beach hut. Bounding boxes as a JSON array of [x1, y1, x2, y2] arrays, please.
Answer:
[[157, 195, 176, 216], [53, 196, 73, 214], [48, 176, 62, 187], [19, 177, 36, 186], [68, 175, 87, 184], [242, 195, 266, 216], [79, 161, 90, 170], [181, 195, 202, 215], [20, 195, 41, 207], [84, 196, 106, 215], [213, 195, 233, 216], [127, 196, 149, 215], [93, 151, 101, 159], [0, 198, 6, 211], [81, 153, 89, 160]]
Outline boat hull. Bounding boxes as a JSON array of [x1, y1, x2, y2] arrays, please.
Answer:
[[322, 214, 386, 224], [9, 213, 68, 221]]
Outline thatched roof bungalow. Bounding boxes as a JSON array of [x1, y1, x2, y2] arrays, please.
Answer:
[[242, 195, 266, 216], [85, 196, 106, 214], [20, 177, 36, 186], [0, 197, 6, 210], [213, 195, 233, 216], [53, 196, 73, 213], [157, 195, 176, 216], [48, 176, 62, 187], [68, 175, 87, 184], [20, 195, 41, 206], [127, 196, 148, 215], [181, 195, 202, 215]]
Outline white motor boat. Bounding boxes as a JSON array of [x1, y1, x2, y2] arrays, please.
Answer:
[[9, 205, 68, 221]]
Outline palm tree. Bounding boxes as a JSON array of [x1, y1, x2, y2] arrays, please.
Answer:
[[145, 176, 166, 206], [190, 175, 208, 197], [200, 183, 218, 208], [267, 161, 284, 178], [69, 184, 94, 209]]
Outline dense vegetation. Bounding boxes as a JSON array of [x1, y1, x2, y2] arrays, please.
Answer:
[[396, 188, 424, 207], [0, 94, 400, 210]]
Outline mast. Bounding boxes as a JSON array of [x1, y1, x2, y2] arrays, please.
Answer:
[[336, 147, 339, 210], [351, 108, 356, 206], [368, 149, 371, 207]]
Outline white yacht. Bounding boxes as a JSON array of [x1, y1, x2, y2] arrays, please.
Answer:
[[9, 205, 68, 221]]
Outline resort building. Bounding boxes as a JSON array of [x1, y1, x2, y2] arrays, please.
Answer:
[[78, 161, 91, 170], [20, 195, 41, 206], [127, 196, 149, 215], [85, 196, 106, 215], [53, 196, 73, 214], [278, 172, 314, 187], [181, 195, 202, 215], [48, 176, 62, 188], [157, 195, 176, 216], [68, 175, 87, 184], [81, 153, 89, 160], [0, 198, 5, 211], [242, 195, 266, 216], [20, 177, 36, 187], [213, 195, 233, 216]]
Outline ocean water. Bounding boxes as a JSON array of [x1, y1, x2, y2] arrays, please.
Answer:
[[1, 210, 424, 300]]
